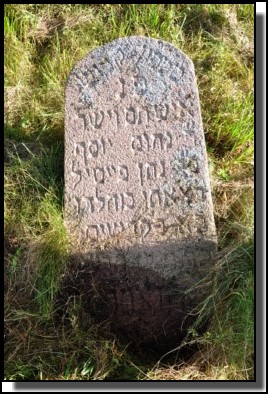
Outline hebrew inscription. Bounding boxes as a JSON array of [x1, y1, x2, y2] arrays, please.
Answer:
[[65, 36, 217, 278]]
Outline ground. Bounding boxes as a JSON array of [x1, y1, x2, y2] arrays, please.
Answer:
[[4, 4, 254, 381]]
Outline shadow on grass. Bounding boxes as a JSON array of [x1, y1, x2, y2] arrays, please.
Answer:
[[4, 122, 65, 146], [56, 238, 217, 356], [181, 7, 228, 37], [5, 235, 216, 380]]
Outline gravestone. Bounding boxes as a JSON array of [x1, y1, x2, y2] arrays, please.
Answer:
[[64, 37, 217, 346]]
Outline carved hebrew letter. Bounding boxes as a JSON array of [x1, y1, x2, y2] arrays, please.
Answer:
[[94, 167, 105, 184], [118, 165, 129, 181], [155, 104, 169, 120], [107, 194, 120, 212], [150, 189, 162, 208], [125, 107, 136, 124], [132, 135, 143, 152], [88, 140, 99, 158], [95, 190, 105, 212], [89, 110, 104, 129], [124, 192, 135, 209]]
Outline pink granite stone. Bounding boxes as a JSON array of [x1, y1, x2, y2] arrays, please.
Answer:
[[64, 37, 217, 344]]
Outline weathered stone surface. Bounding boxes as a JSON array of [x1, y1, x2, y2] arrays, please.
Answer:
[[64, 37, 217, 345]]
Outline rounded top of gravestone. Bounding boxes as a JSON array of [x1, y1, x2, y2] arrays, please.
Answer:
[[66, 36, 196, 109]]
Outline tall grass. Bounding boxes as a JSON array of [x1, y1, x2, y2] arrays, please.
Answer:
[[4, 4, 254, 380]]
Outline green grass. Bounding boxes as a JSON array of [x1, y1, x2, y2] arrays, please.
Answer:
[[4, 4, 254, 381], [185, 241, 254, 379]]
